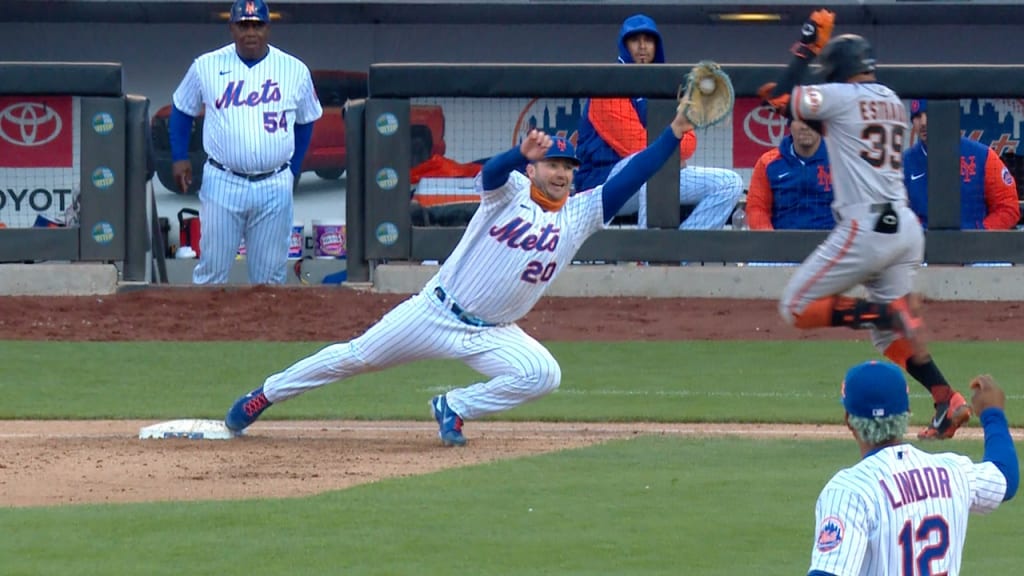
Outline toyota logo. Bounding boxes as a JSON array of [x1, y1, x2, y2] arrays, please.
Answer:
[[0, 102, 63, 147], [743, 105, 788, 148]]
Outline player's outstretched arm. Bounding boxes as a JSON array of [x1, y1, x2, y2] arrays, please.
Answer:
[[480, 129, 551, 191], [973, 375, 1020, 500], [759, 9, 834, 116], [600, 125, 683, 222]]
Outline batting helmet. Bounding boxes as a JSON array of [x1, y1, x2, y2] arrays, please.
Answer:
[[230, 0, 270, 23], [819, 34, 876, 83]]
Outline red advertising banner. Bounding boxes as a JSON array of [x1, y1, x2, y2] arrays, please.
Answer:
[[732, 96, 789, 169], [0, 96, 73, 168]]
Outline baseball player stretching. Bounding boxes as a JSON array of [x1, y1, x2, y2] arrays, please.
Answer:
[[223, 110, 696, 445], [807, 361, 1018, 576], [761, 10, 971, 440], [170, 0, 322, 284]]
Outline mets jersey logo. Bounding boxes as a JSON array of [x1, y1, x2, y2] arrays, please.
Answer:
[[489, 217, 561, 252], [816, 516, 845, 553], [817, 165, 832, 191], [215, 80, 282, 110], [960, 155, 977, 183]]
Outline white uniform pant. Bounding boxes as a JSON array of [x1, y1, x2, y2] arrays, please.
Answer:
[[193, 165, 293, 285], [779, 203, 924, 352], [609, 153, 745, 230], [260, 284, 561, 420]]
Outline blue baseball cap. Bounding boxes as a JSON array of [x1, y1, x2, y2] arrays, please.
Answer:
[[910, 99, 927, 119], [543, 136, 580, 166], [230, 0, 270, 23], [841, 361, 910, 418]]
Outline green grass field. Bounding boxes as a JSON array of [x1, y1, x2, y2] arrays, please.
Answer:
[[1, 339, 1021, 574]]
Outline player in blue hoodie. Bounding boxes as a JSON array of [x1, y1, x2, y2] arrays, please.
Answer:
[[574, 13, 744, 230]]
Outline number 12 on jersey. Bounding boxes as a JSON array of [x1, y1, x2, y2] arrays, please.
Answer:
[[898, 515, 949, 576]]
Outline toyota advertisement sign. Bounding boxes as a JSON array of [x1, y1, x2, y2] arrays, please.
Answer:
[[732, 97, 789, 169], [0, 96, 80, 228]]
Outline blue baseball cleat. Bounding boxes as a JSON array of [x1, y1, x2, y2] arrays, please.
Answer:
[[430, 394, 466, 447], [225, 386, 273, 432]]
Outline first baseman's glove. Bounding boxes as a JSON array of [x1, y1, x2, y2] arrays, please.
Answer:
[[677, 60, 735, 129]]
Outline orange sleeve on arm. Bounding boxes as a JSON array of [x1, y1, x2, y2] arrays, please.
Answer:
[[588, 98, 648, 157], [982, 149, 1021, 230], [679, 130, 697, 161], [746, 152, 776, 230]]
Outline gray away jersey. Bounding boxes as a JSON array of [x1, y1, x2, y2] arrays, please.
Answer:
[[793, 82, 909, 212], [435, 171, 605, 324], [808, 444, 1007, 576], [173, 44, 323, 173]]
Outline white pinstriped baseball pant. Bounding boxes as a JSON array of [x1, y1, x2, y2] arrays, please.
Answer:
[[609, 153, 745, 230], [260, 282, 561, 420]]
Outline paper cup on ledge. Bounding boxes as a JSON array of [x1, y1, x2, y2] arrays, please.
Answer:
[[288, 221, 304, 259], [312, 220, 347, 259]]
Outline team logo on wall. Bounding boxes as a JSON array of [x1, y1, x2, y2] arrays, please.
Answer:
[[375, 113, 399, 136], [512, 98, 583, 147], [91, 221, 115, 245], [92, 112, 115, 135], [0, 97, 73, 168], [732, 97, 789, 169], [376, 167, 399, 190], [92, 167, 115, 189], [959, 98, 1024, 156], [375, 222, 399, 246]]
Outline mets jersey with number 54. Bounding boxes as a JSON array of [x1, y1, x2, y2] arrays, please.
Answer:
[[174, 43, 321, 173]]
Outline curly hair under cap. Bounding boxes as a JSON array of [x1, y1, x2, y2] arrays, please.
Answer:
[[848, 413, 910, 445]]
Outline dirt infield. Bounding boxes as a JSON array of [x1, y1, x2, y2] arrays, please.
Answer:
[[0, 286, 1018, 507]]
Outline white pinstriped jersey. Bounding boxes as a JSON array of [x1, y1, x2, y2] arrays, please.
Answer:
[[435, 171, 604, 324], [809, 444, 1007, 576], [172, 44, 322, 173], [793, 83, 909, 213]]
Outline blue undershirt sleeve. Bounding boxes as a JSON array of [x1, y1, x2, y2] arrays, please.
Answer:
[[169, 106, 195, 163], [600, 126, 682, 222], [482, 147, 528, 191], [291, 122, 314, 176], [980, 407, 1019, 501]]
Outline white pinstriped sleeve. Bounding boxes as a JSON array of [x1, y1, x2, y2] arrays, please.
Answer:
[[565, 187, 606, 240], [808, 483, 871, 576], [172, 60, 204, 116], [963, 458, 1008, 514], [294, 65, 323, 124], [479, 170, 529, 211]]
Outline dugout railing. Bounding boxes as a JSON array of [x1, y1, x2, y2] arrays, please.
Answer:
[[0, 62, 152, 282], [344, 63, 1024, 282]]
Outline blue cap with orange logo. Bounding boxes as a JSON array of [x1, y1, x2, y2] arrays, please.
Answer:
[[230, 0, 270, 23], [910, 99, 927, 119], [543, 136, 580, 166], [841, 361, 910, 418]]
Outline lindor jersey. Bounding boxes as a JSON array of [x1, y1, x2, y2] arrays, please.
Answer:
[[435, 171, 604, 324], [808, 444, 1007, 576], [172, 44, 322, 173], [792, 83, 910, 213]]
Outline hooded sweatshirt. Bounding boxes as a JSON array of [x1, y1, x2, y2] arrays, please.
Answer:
[[574, 14, 696, 193]]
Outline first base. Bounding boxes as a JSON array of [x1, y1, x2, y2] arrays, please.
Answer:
[[139, 419, 238, 440]]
